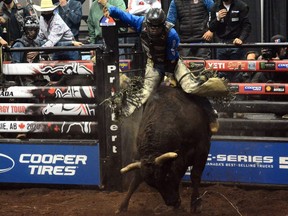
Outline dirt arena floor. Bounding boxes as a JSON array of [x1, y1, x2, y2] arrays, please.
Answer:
[[0, 183, 287, 216]]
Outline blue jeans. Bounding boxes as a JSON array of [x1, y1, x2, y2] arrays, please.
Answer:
[[180, 47, 211, 60], [52, 50, 80, 61]]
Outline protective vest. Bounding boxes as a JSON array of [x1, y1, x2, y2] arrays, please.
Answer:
[[12, 36, 39, 63], [175, 0, 209, 42], [140, 21, 174, 64]]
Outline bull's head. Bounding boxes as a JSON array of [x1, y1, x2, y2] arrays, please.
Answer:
[[121, 152, 181, 208]]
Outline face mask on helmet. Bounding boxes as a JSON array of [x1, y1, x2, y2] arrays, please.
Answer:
[[147, 24, 163, 39], [145, 8, 166, 39], [25, 27, 39, 40]]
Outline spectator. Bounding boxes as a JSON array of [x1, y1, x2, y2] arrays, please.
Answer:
[[0, 0, 30, 45], [30, 0, 83, 81], [30, 0, 82, 62], [11, 16, 48, 139], [57, 0, 82, 41], [11, 16, 48, 86], [87, 0, 126, 45], [0, 36, 8, 46], [252, 35, 288, 83], [233, 50, 259, 83], [167, 0, 214, 59], [209, 0, 251, 81], [103, 6, 229, 133]]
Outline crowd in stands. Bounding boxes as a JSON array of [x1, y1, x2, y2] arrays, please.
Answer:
[[0, 0, 287, 84]]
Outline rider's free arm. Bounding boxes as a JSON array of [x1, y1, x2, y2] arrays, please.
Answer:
[[108, 6, 145, 33]]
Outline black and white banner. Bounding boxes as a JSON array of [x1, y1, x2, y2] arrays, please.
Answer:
[[0, 86, 96, 98], [0, 121, 97, 133], [0, 103, 96, 115], [3, 61, 94, 75]]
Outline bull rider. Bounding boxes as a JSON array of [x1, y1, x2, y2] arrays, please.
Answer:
[[102, 5, 229, 133]]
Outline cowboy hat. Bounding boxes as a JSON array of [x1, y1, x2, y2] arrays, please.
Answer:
[[33, 0, 59, 12]]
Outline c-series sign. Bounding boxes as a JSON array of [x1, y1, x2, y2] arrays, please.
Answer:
[[0, 144, 100, 185], [184, 140, 288, 186]]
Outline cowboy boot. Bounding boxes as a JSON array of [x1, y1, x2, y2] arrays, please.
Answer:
[[175, 59, 229, 97]]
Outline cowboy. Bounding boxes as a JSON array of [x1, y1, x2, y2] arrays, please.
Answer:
[[27, 0, 82, 63], [103, 6, 229, 133]]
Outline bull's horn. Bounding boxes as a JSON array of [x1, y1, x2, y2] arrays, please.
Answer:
[[155, 152, 178, 165], [120, 162, 141, 174]]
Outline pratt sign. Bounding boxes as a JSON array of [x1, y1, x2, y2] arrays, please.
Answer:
[[107, 64, 120, 154]]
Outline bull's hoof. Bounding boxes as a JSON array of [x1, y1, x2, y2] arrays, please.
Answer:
[[154, 204, 174, 215], [191, 202, 202, 214], [191, 197, 202, 213], [154, 204, 187, 215]]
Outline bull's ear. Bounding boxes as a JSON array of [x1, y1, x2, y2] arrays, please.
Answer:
[[120, 162, 141, 174], [154, 152, 178, 165]]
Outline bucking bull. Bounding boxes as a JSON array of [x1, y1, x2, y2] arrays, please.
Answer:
[[116, 85, 211, 214]]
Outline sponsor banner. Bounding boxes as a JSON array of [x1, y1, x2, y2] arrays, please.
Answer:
[[0, 103, 96, 116], [265, 85, 285, 93], [0, 143, 100, 185], [259, 62, 276, 70], [184, 60, 288, 72], [184, 140, 288, 185], [0, 86, 96, 98], [277, 63, 288, 69], [229, 84, 239, 93], [232, 83, 288, 95], [244, 86, 262, 91], [247, 61, 257, 70], [0, 121, 97, 134], [119, 59, 131, 71], [3, 62, 93, 75]]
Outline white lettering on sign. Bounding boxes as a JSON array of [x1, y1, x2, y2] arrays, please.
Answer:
[[107, 65, 116, 73], [110, 77, 116, 83], [207, 62, 225, 69], [279, 157, 288, 169], [19, 154, 87, 176], [215, 154, 273, 163], [206, 154, 274, 169], [107, 64, 120, 154]]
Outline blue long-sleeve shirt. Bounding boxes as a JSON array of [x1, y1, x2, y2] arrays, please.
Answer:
[[108, 6, 180, 61], [167, 0, 214, 25]]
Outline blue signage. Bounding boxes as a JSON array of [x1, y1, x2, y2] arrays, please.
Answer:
[[244, 86, 262, 91], [184, 140, 288, 186], [0, 143, 100, 185], [278, 63, 288, 69]]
